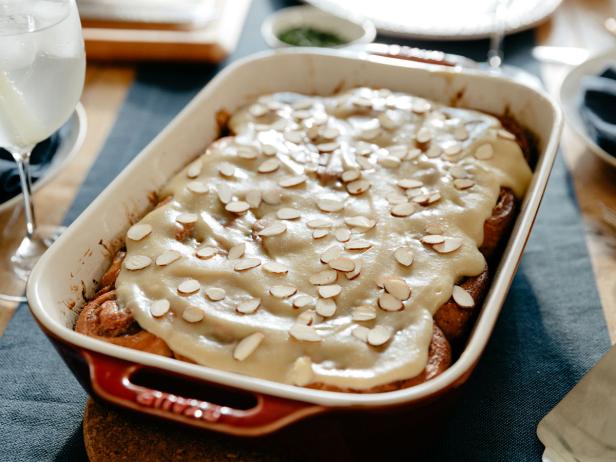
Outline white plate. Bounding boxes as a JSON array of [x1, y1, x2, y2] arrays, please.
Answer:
[[0, 103, 87, 215], [305, 0, 562, 40], [560, 47, 616, 169]]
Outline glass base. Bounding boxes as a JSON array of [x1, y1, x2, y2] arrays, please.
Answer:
[[479, 63, 543, 90], [0, 225, 66, 303]]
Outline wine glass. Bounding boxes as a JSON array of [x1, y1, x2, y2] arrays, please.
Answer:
[[0, 0, 85, 302], [483, 0, 542, 89]]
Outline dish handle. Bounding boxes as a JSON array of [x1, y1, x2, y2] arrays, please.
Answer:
[[83, 350, 325, 436]]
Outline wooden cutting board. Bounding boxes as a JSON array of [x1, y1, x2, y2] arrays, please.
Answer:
[[81, 0, 252, 62]]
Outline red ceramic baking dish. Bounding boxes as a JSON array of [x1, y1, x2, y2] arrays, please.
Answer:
[[27, 49, 562, 437]]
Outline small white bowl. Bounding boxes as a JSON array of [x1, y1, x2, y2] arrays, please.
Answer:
[[261, 5, 376, 49]]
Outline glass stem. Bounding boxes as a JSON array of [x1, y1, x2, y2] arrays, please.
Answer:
[[11, 148, 37, 240], [488, 0, 509, 70]]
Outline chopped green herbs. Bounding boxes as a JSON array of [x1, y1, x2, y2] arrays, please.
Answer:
[[278, 26, 347, 47]]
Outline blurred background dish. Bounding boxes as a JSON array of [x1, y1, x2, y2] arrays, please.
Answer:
[[560, 47, 616, 169], [305, 0, 562, 40]]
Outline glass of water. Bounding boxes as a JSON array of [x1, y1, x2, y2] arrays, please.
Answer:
[[0, 0, 85, 302]]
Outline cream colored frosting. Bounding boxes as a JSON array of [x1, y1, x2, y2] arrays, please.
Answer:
[[116, 87, 532, 390]]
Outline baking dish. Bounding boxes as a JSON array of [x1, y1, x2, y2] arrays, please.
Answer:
[[27, 49, 562, 436]]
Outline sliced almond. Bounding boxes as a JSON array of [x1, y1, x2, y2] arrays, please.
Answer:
[[263, 261, 288, 274], [233, 332, 264, 361], [261, 144, 277, 156], [318, 284, 342, 299], [237, 146, 258, 160], [278, 175, 307, 188], [384, 279, 411, 301], [293, 295, 314, 309], [425, 223, 444, 235], [289, 324, 321, 342], [378, 293, 404, 312], [236, 298, 261, 314], [352, 325, 370, 342], [474, 143, 494, 160], [156, 250, 181, 267], [345, 239, 372, 251], [127, 223, 152, 241], [196, 246, 217, 260], [421, 234, 446, 245], [450, 165, 470, 179], [316, 198, 345, 213], [284, 130, 304, 144], [246, 190, 262, 209], [225, 201, 250, 214], [454, 179, 475, 190], [426, 145, 442, 158], [367, 325, 392, 346], [124, 255, 152, 271], [344, 216, 376, 230], [341, 170, 361, 183], [316, 141, 339, 153], [416, 127, 432, 144], [315, 298, 337, 317], [443, 142, 462, 156], [218, 162, 235, 177], [176, 213, 198, 224], [397, 179, 423, 190], [352, 305, 376, 322], [297, 309, 320, 325], [262, 189, 282, 205], [452, 285, 475, 308], [187, 181, 209, 194], [320, 246, 342, 264], [258, 221, 287, 237], [433, 237, 463, 254], [178, 279, 200, 295], [270, 285, 297, 298], [309, 269, 338, 286], [334, 228, 351, 242], [391, 202, 416, 217], [329, 257, 355, 273], [412, 99, 431, 114], [257, 158, 280, 174], [249, 103, 268, 117], [406, 148, 422, 160], [186, 160, 202, 178], [234, 258, 261, 271], [356, 156, 374, 170], [150, 299, 170, 318], [205, 287, 226, 301], [345, 259, 362, 280], [182, 307, 204, 323], [216, 183, 233, 204], [320, 127, 339, 139], [291, 356, 314, 386], [228, 243, 245, 260], [277, 207, 301, 220], [378, 156, 402, 169], [346, 179, 371, 195], [312, 229, 329, 239], [307, 218, 332, 229], [394, 248, 414, 267], [497, 129, 516, 140]]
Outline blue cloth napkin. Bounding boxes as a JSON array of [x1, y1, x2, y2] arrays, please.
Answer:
[[0, 1, 610, 460], [0, 134, 60, 204], [580, 65, 616, 156]]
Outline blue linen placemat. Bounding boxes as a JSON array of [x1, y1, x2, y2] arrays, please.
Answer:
[[0, 1, 610, 460]]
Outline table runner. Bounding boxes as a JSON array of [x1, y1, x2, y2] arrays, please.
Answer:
[[0, 1, 610, 460]]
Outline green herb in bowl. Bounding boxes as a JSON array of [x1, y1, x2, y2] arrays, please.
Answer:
[[277, 26, 347, 47]]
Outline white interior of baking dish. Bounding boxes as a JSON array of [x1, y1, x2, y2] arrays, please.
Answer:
[[27, 49, 562, 408]]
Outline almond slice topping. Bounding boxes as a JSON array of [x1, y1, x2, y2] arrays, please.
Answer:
[[378, 156, 402, 169], [216, 183, 233, 204], [261, 144, 277, 156], [218, 162, 235, 177], [233, 333, 265, 361], [345, 239, 372, 251], [368, 325, 393, 346], [176, 213, 198, 224], [258, 221, 287, 237], [318, 284, 342, 299], [312, 229, 329, 239], [234, 258, 261, 271], [315, 298, 337, 317], [394, 248, 414, 267], [352, 326, 371, 342], [316, 141, 339, 153], [345, 259, 362, 279], [237, 146, 258, 160], [497, 129, 516, 140], [178, 279, 200, 295], [320, 127, 339, 140], [246, 190, 262, 208], [257, 158, 280, 173], [329, 257, 355, 273], [378, 293, 404, 312], [397, 179, 424, 190], [293, 295, 314, 309], [277, 207, 301, 220], [187, 181, 209, 194], [421, 234, 446, 245], [150, 299, 170, 318], [236, 298, 261, 314], [391, 202, 416, 217], [156, 250, 181, 266], [284, 131, 304, 144], [309, 269, 338, 285], [228, 243, 245, 260], [186, 160, 202, 178], [182, 307, 204, 323], [124, 255, 152, 271], [454, 179, 475, 190], [289, 324, 321, 342], [474, 143, 494, 160], [225, 201, 250, 214], [307, 218, 332, 229], [127, 223, 152, 241], [346, 179, 371, 195], [416, 127, 432, 144], [196, 246, 217, 259], [316, 198, 345, 213], [263, 261, 288, 274], [262, 189, 282, 205], [452, 285, 475, 308], [270, 285, 297, 298], [205, 287, 226, 301], [433, 237, 463, 254], [384, 279, 411, 301], [320, 246, 342, 264], [297, 309, 320, 325], [334, 228, 351, 242], [278, 175, 307, 188], [450, 165, 470, 179], [344, 216, 376, 230], [352, 305, 377, 322], [291, 356, 315, 386], [341, 170, 361, 183]]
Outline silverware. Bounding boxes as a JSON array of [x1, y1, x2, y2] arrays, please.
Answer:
[[348, 43, 478, 68], [537, 344, 616, 462]]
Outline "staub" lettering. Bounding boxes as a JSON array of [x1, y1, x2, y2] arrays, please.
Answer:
[[136, 390, 222, 422]]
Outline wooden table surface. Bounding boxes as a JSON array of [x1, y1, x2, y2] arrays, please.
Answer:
[[0, 0, 615, 343]]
